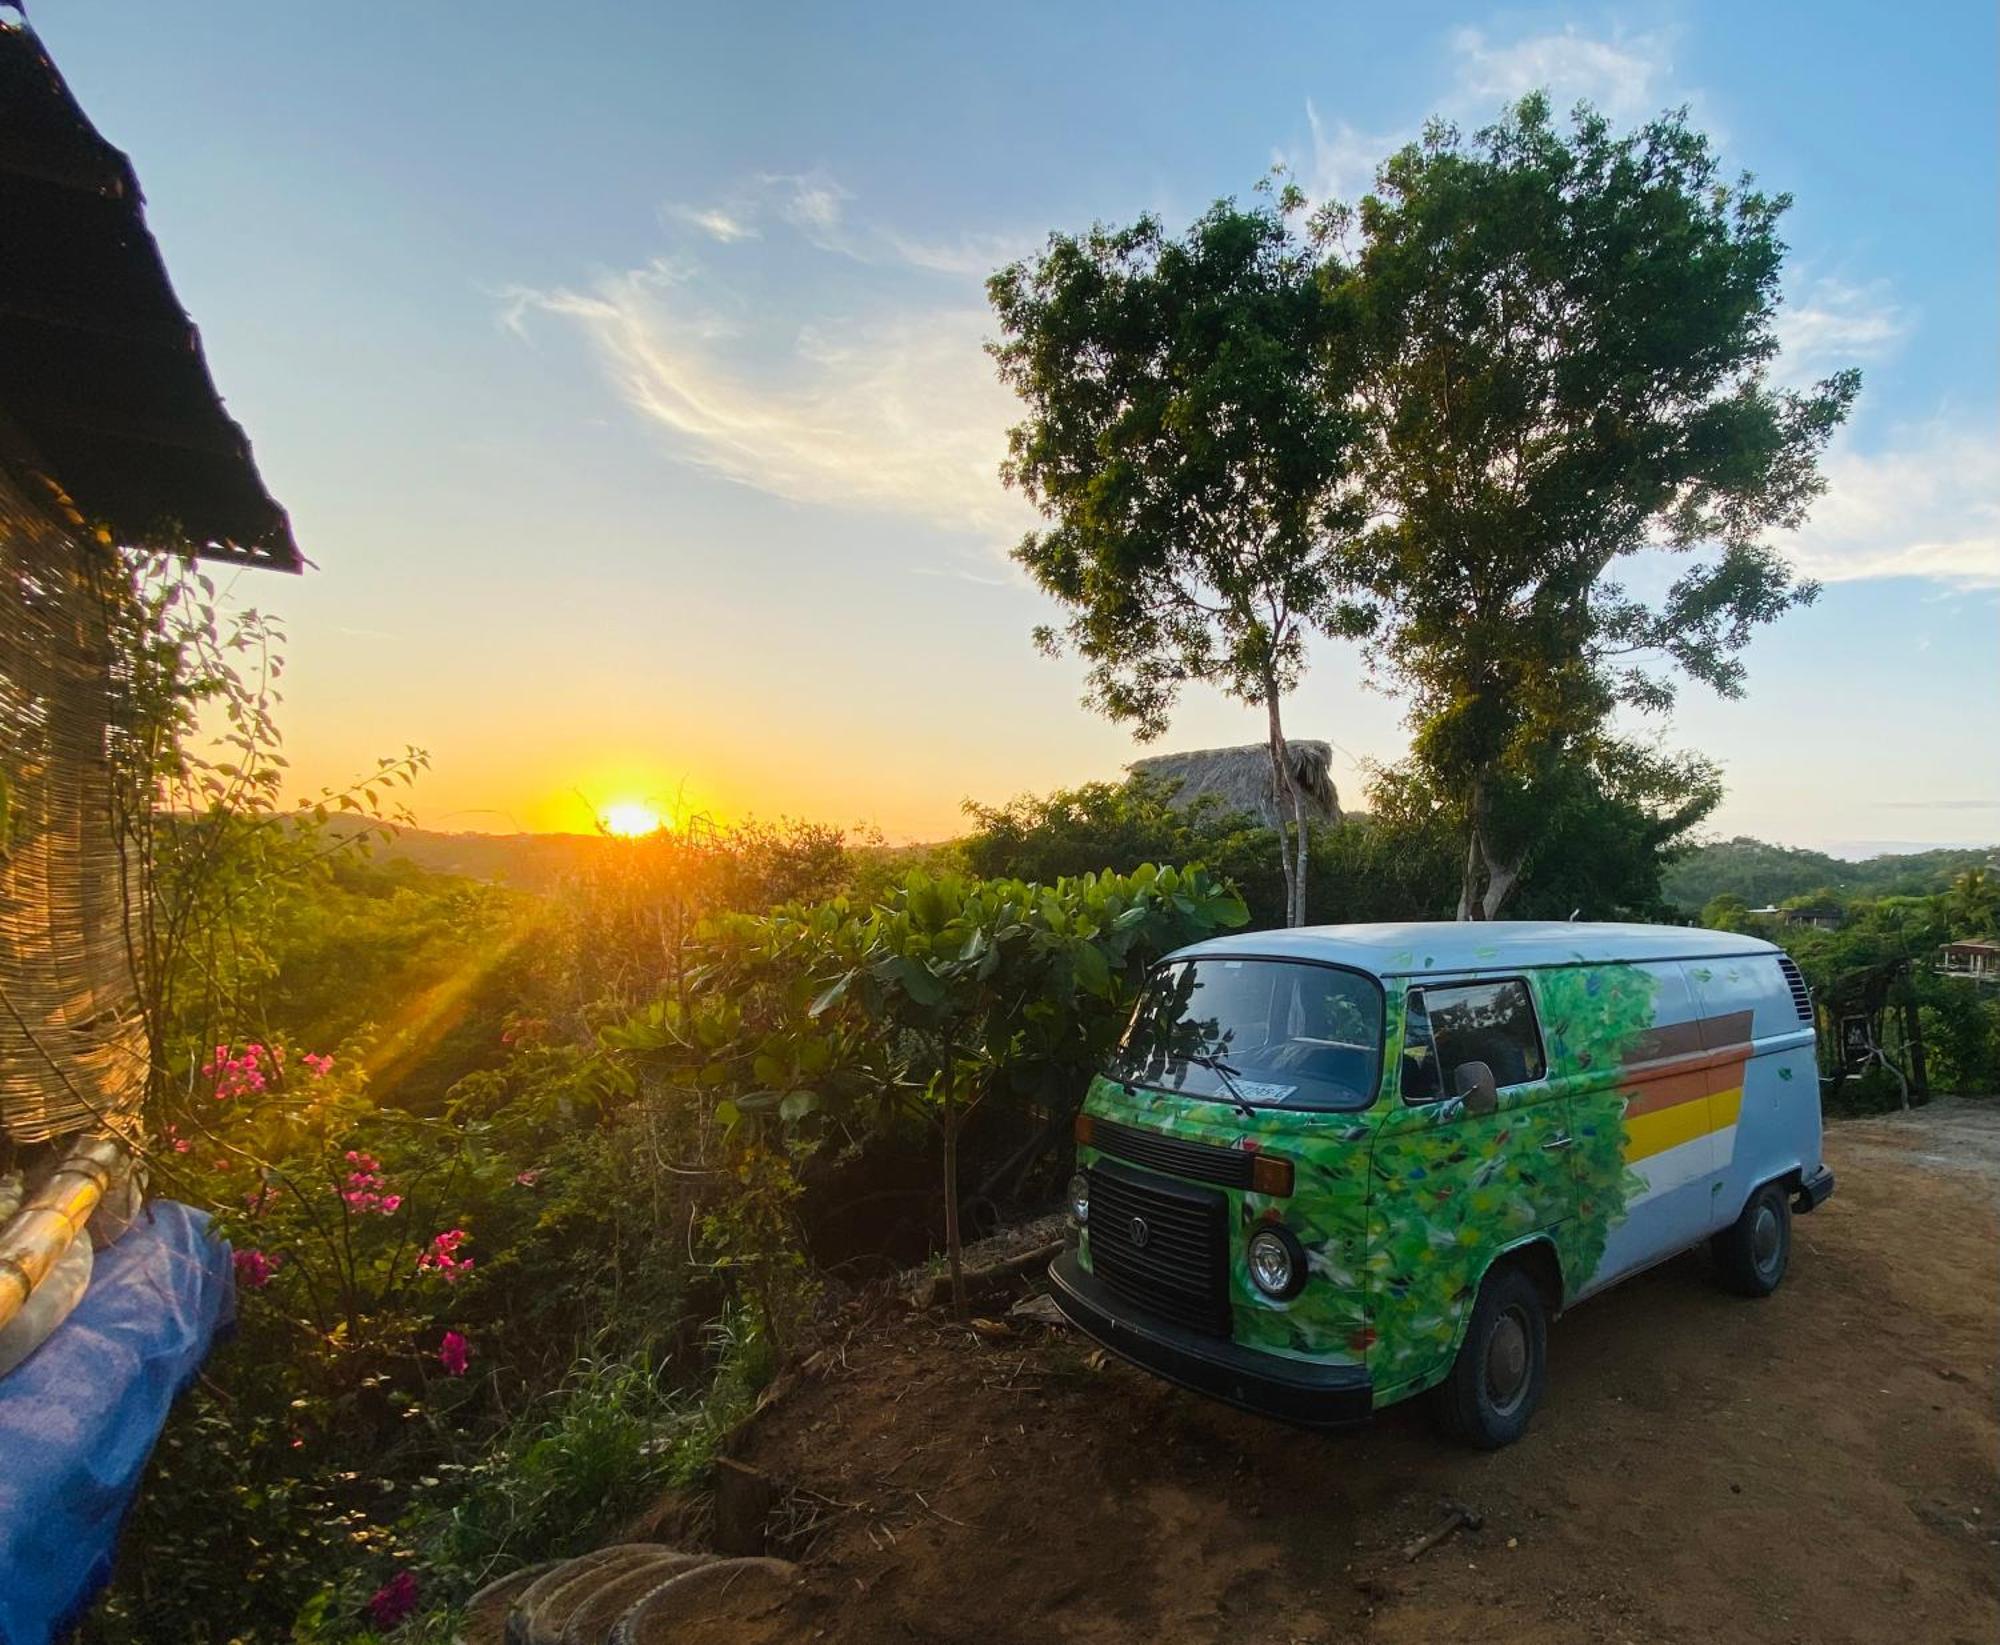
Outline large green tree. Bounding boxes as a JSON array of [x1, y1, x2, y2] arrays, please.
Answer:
[[988, 184, 1367, 926], [1331, 96, 1859, 917]]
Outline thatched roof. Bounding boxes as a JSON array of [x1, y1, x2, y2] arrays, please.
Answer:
[[0, 12, 299, 568], [1128, 741, 1340, 830]]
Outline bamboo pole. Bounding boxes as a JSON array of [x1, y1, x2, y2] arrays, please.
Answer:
[[0, 1133, 122, 1332]]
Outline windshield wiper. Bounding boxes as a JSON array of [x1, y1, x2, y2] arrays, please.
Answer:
[[1182, 1048, 1258, 1121]]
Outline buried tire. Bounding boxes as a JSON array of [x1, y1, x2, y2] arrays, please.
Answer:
[[1434, 1263, 1548, 1449], [1712, 1179, 1791, 1298]]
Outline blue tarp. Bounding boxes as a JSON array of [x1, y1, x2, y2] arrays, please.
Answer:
[[0, 1202, 234, 1645]]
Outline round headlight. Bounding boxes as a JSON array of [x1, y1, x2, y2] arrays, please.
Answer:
[[1066, 1171, 1090, 1226], [1247, 1227, 1305, 1299]]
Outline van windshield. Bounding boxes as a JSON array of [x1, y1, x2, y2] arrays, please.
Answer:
[[1109, 958, 1384, 1113]]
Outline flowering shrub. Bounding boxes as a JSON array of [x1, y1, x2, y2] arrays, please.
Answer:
[[233, 1248, 281, 1290], [417, 1229, 474, 1284], [365, 1571, 419, 1631], [341, 1151, 402, 1215]]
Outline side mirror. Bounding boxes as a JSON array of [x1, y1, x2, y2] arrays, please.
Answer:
[[1453, 1060, 1499, 1117]]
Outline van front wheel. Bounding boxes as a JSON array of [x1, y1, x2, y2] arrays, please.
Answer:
[[1713, 1181, 1791, 1297], [1434, 1265, 1547, 1449]]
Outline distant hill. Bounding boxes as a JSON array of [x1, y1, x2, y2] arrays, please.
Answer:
[[1661, 836, 2000, 912], [325, 820, 617, 891], [335, 821, 1999, 915]]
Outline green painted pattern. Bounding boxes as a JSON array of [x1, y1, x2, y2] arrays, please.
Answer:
[[1535, 964, 1660, 1291], [1076, 961, 1673, 1408], [1078, 1074, 1375, 1366]]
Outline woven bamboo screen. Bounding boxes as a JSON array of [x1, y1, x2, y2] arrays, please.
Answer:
[[0, 467, 147, 1144]]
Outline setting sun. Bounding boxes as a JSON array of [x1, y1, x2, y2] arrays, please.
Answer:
[[598, 801, 667, 837]]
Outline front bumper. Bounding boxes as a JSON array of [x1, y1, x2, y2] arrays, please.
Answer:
[[1047, 1251, 1373, 1430], [1794, 1164, 1836, 1213]]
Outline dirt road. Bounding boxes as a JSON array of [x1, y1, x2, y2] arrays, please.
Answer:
[[729, 1102, 1999, 1645]]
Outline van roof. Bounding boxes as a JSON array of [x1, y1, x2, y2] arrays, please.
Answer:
[[1170, 920, 1779, 979]]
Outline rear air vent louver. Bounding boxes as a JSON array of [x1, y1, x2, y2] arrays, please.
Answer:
[[1777, 955, 1813, 1023]]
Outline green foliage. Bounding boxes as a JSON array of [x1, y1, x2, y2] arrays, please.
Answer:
[[961, 763, 1704, 928], [989, 180, 1369, 924], [1694, 877, 2000, 1098], [609, 863, 1249, 1313], [1702, 892, 1754, 932], [1331, 96, 1857, 915], [962, 776, 1286, 922], [1664, 836, 1999, 912], [409, 1324, 770, 1595], [1919, 986, 2000, 1095], [1948, 867, 1999, 936], [1364, 744, 1721, 921]]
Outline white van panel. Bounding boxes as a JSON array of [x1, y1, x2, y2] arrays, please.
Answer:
[[1685, 953, 1821, 1232]]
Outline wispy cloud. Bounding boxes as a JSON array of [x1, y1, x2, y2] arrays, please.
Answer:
[[881, 228, 1040, 278], [1875, 799, 2000, 810], [1788, 420, 2000, 589], [503, 256, 1028, 539], [1446, 24, 1675, 125], [663, 202, 757, 244], [1776, 274, 1911, 381], [765, 170, 852, 247], [1284, 24, 1681, 208], [514, 20, 1981, 596], [1288, 101, 1403, 207]]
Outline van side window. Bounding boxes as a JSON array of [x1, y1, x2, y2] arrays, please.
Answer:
[[1402, 979, 1545, 1101]]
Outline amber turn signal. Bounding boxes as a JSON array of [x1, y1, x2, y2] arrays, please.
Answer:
[[1073, 1112, 1094, 1147], [1250, 1153, 1294, 1197]]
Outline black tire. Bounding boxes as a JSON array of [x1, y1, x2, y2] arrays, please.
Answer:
[[1433, 1264, 1548, 1449], [1712, 1180, 1791, 1297]]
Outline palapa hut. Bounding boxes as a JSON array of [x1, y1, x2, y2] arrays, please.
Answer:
[[1127, 740, 1341, 831], [0, 9, 298, 1361]]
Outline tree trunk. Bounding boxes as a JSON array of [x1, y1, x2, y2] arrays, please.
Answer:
[[1456, 772, 1524, 921], [1456, 818, 1483, 920], [940, 1085, 966, 1319], [1265, 683, 1308, 927], [1288, 759, 1311, 928], [1457, 775, 1488, 921]]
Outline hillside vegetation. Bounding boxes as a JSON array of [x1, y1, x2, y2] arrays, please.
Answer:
[[1662, 837, 1998, 912]]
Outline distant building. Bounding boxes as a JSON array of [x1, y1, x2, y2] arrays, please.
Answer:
[[1749, 902, 1841, 932], [1939, 941, 2000, 981]]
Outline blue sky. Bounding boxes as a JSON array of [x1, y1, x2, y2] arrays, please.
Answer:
[[39, 2, 2000, 851]]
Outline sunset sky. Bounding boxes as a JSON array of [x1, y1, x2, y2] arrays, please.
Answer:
[[42, 2, 1999, 853]]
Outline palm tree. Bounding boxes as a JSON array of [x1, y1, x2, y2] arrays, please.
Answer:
[[1947, 867, 1998, 936]]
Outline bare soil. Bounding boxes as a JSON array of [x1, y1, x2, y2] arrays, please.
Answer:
[[730, 1103, 2000, 1645]]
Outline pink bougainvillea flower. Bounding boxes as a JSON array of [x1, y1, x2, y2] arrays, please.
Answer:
[[204, 1042, 277, 1101], [418, 1228, 474, 1283], [437, 1330, 470, 1377], [301, 1051, 334, 1078], [366, 1569, 419, 1630], [233, 1248, 280, 1290], [338, 1152, 398, 1215], [514, 1169, 541, 1188]]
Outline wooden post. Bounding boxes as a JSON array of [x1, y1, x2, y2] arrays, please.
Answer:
[[1902, 998, 1930, 1101]]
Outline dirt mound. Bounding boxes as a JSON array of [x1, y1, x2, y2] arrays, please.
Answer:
[[724, 1113, 1998, 1644]]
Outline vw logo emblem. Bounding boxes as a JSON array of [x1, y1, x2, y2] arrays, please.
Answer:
[[1128, 1215, 1150, 1249]]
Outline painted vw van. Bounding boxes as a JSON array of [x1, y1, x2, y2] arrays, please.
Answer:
[[1048, 921, 1835, 1447]]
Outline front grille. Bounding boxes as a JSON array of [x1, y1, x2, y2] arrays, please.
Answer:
[[1085, 1160, 1230, 1337], [1091, 1115, 1254, 1189], [1777, 956, 1813, 1023]]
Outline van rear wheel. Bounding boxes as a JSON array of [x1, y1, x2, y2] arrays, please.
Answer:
[[1434, 1264, 1547, 1449], [1713, 1181, 1791, 1297]]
